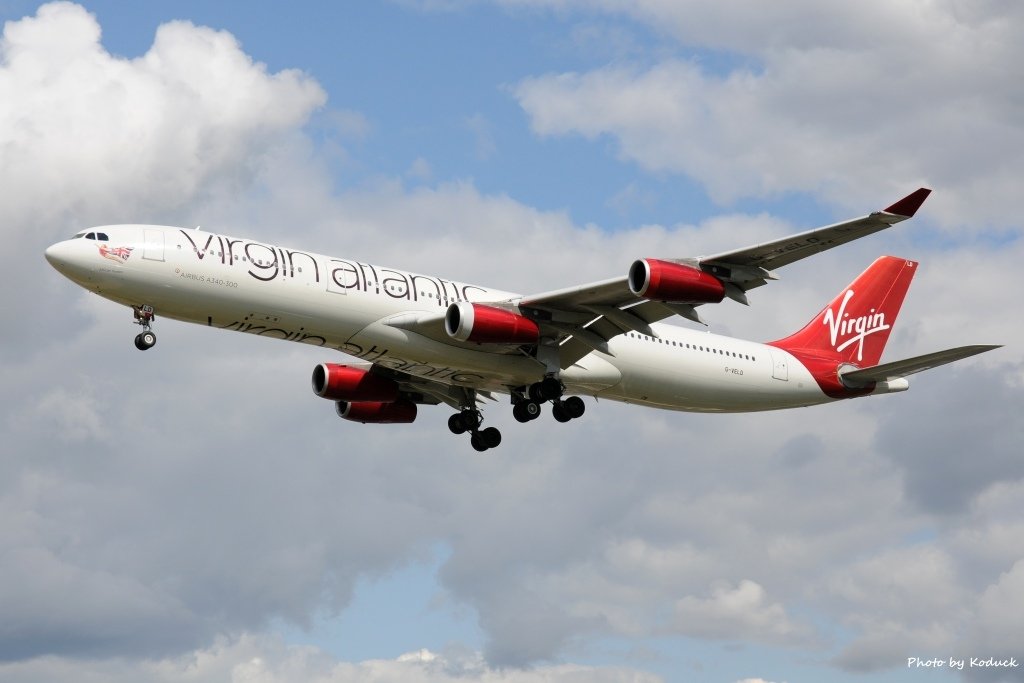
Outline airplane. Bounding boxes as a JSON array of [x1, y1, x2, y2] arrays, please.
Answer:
[[44, 188, 999, 451]]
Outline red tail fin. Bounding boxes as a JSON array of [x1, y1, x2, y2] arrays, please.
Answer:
[[769, 256, 917, 366]]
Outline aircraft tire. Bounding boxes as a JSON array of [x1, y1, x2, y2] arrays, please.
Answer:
[[563, 396, 585, 419], [481, 427, 502, 449], [540, 376, 563, 401], [514, 401, 541, 423], [134, 332, 156, 351], [448, 413, 468, 434]]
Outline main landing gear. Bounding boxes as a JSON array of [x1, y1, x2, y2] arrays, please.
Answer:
[[132, 304, 156, 351], [515, 376, 586, 424], [448, 408, 502, 452], [449, 377, 586, 452]]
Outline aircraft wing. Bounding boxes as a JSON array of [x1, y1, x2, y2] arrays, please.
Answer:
[[839, 344, 1001, 386], [388, 189, 932, 369], [698, 187, 931, 291], [512, 188, 933, 367]]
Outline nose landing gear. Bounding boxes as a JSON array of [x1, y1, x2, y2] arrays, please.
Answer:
[[132, 305, 156, 350]]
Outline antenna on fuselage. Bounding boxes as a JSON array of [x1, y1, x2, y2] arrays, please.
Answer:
[[194, 225, 201, 231]]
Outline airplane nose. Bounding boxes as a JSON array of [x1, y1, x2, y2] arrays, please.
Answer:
[[44, 238, 93, 284], [44, 240, 73, 272], [45, 241, 64, 265]]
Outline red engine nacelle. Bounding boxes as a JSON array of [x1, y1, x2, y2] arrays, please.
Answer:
[[336, 399, 417, 424], [445, 302, 540, 344], [312, 363, 399, 402], [628, 259, 726, 304]]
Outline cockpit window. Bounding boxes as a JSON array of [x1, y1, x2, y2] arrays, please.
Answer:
[[96, 232, 109, 241], [85, 232, 96, 240], [73, 232, 85, 239]]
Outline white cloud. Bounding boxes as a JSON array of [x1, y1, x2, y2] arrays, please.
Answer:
[[0, 1, 325, 354], [511, 1, 1024, 227], [0, 637, 664, 683], [970, 559, 1024, 653], [0, 2, 325, 229], [673, 580, 808, 646], [4, 2, 1023, 680]]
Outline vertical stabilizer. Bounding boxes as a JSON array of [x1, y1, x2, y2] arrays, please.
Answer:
[[769, 256, 917, 367]]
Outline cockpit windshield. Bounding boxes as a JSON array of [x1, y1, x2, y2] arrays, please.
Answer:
[[73, 231, 109, 241]]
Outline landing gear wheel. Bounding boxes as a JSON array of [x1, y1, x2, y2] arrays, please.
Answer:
[[134, 331, 156, 350], [563, 396, 585, 419], [469, 426, 502, 452], [540, 376, 563, 401], [552, 396, 585, 423], [513, 401, 541, 423], [461, 410, 482, 431], [528, 376, 564, 403], [448, 413, 468, 435], [132, 304, 157, 351], [480, 427, 502, 449]]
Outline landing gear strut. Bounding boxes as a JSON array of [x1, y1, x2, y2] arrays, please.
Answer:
[[132, 305, 156, 351]]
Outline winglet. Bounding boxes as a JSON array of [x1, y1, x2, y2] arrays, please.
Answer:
[[883, 187, 931, 217]]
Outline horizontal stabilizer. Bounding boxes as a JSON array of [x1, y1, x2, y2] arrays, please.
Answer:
[[840, 344, 1001, 386]]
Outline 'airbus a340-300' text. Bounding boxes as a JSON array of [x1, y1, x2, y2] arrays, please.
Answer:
[[45, 188, 999, 450]]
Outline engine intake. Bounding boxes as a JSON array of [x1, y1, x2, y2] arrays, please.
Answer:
[[312, 363, 399, 402], [336, 400, 417, 424], [629, 259, 725, 304], [445, 302, 540, 344]]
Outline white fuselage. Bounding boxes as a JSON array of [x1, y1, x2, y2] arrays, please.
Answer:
[[45, 224, 836, 413]]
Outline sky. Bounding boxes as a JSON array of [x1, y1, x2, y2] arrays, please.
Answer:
[[2, 1, 1023, 682]]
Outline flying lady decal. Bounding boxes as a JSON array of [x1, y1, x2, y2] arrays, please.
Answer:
[[98, 244, 134, 263]]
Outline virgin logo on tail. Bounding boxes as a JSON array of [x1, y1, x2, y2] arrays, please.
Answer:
[[823, 289, 890, 361]]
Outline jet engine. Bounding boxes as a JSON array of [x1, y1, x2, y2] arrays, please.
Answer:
[[445, 302, 540, 344], [336, 399, 417, 424], [312, 363, 399, 402], [628, 259, 725, 304]]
